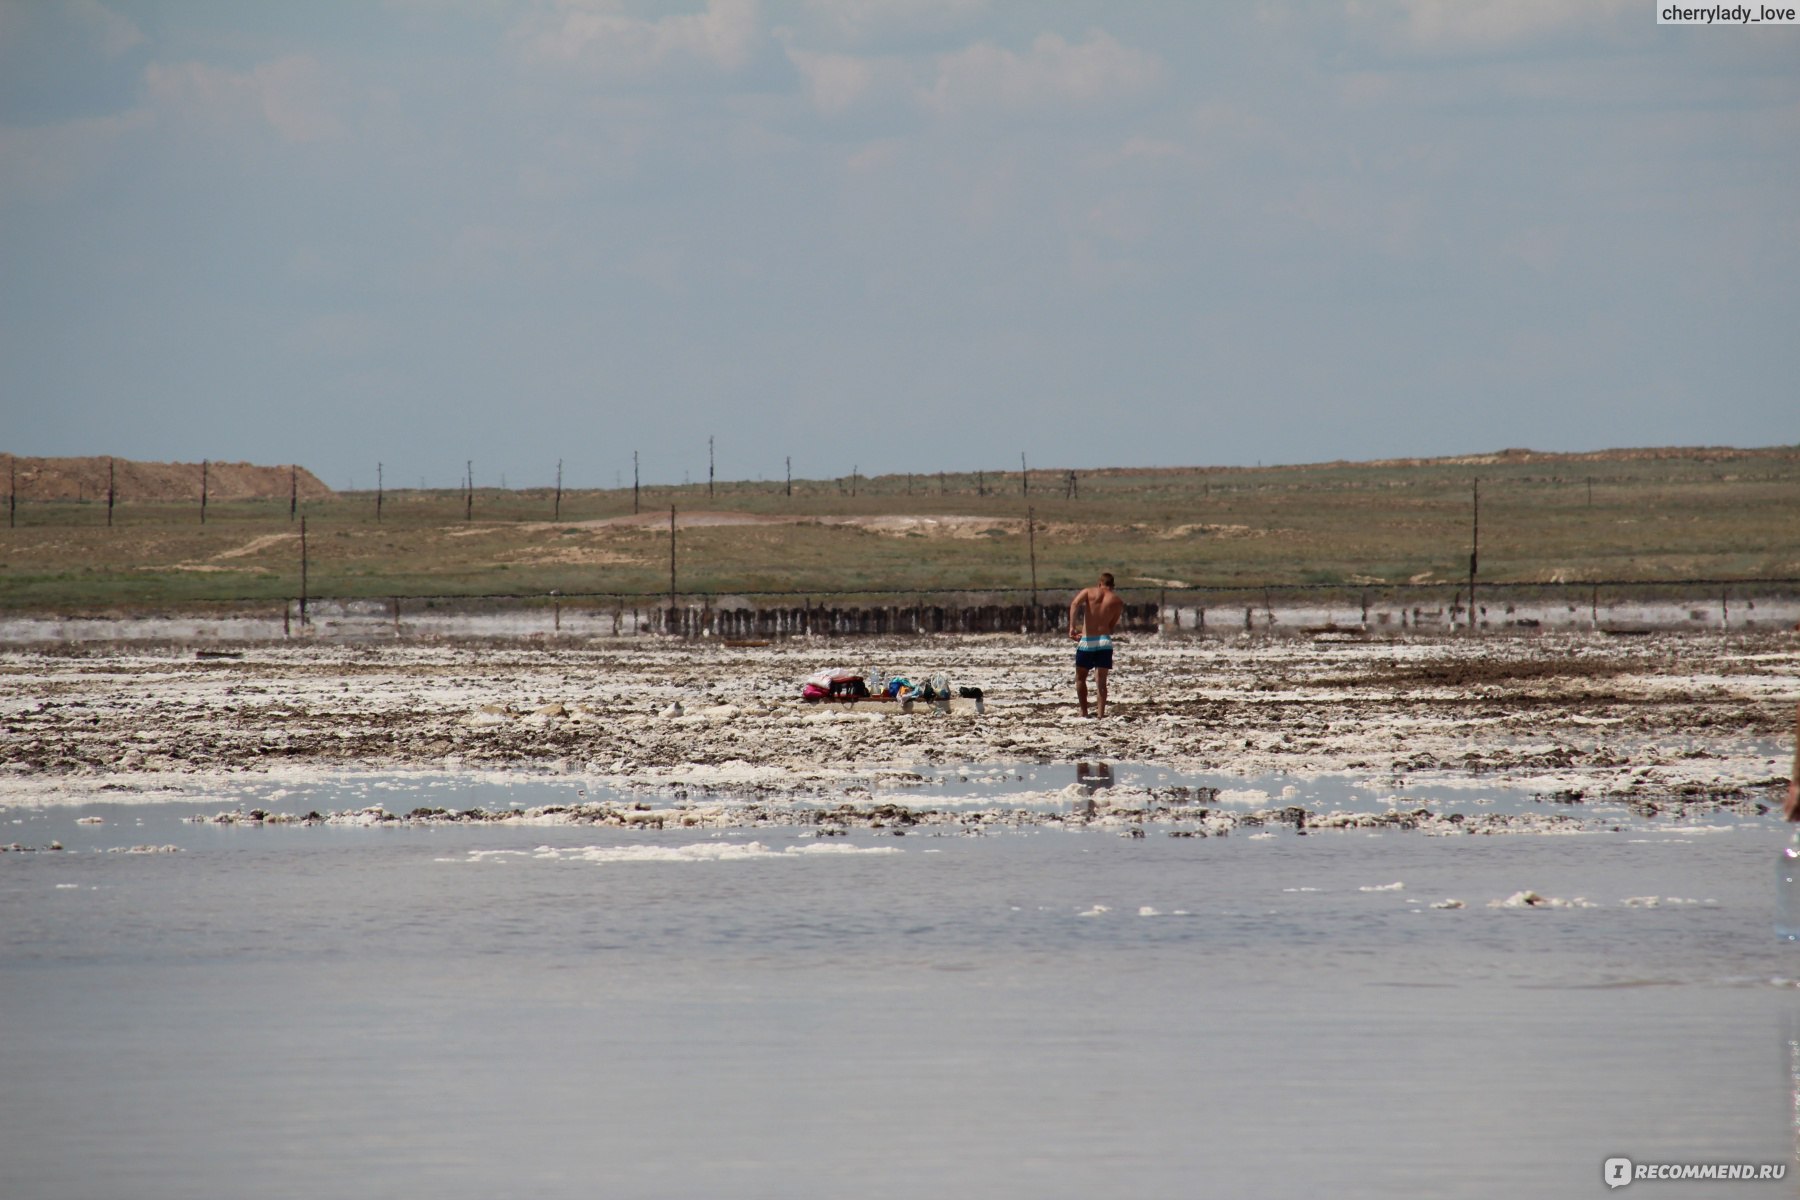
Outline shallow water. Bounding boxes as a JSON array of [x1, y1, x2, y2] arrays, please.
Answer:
[[3, 795, 1797, 1199], [904, 761, 1677, 819]]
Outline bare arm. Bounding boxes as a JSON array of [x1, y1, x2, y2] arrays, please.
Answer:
[[1068, 591, 1084, 639], [1787, 701, 1800, 821]]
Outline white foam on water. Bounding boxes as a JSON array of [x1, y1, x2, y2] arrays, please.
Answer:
[[457, 841, 902, 865], [1213, 788, 1272, 806]]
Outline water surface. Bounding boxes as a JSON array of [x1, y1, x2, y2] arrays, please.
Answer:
[[2, 795, 1795, 1199]]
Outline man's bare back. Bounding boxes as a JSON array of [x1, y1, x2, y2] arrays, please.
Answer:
[[1070, 582, 1125, 637], [1068, 573, 1124, 717]]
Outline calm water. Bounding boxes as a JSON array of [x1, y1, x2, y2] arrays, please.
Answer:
[[3, 785, 1797, 1200]]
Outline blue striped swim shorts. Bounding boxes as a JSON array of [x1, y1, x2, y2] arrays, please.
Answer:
[[1075, 634, 1113, 670]]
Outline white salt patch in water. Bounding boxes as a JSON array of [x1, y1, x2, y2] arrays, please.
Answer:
[[1360, 882, 1405, 892], [1213, 789, 1271, 806], [458, 842, 901, 865], [1490, 891, 1596, 909], [1077, 905, 1111, 917]]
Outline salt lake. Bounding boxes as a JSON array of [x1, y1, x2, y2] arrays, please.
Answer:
[[3, 772, 1796, 1199]]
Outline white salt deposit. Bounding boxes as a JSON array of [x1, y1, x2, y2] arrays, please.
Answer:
[[458, 841, 902, 865]]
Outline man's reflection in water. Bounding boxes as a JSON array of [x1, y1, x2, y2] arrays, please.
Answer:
[[1073, 761, 1114, 818], [1789, 1014, 1800, 1162]]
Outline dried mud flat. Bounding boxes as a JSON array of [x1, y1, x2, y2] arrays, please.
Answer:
[[1, 631, 1795, 834]]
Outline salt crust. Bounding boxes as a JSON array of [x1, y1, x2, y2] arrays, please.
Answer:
[[458, 842, 902, 864], [1, 632, 1791, 831]]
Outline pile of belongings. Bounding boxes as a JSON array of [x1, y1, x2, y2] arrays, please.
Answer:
[[799, 668, 956, 703], [801, 668, 982, 707], [801, 668, 870, 701], [884, 674, 952, 702]]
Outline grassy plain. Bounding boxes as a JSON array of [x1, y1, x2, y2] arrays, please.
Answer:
[[1, 449, 1796, 612]]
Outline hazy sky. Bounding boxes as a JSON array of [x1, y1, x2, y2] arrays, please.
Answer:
[[2, 1, 1795, 490]]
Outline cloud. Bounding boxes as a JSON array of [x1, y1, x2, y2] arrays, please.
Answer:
[[143, 55, 347, 143], [68, 0, 145, 58], [513, 0, 761, 78], [796, 0, 987, 48], [443, 221, 561, 286], [0, 107, 152, 203], [920, 29, 1161, 117], [785, 46, 879, 114], [1116, 134, 1186, 163], [285, 311, 385, 360], [1348, 0, 1636, 54]]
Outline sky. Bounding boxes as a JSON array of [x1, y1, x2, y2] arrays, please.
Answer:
[[1, 0, 1796, 491]]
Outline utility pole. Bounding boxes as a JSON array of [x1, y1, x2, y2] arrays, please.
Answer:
[[108, 457, 115, 527], [851, 465, 858, 497], [1027, 505, 1038, 607], [376, 462, 383, 524], [785, 455, 791, 498], [708, 436, 714, 498], [1021, 452, 1028, 496], [299, 515, 309, 626], [464, 460, 473, 521], [289, 466, 297, 521], [1468, 477, 1479, 633], [633, 450, 640, 514], [200, 459, 208, 525], [555, 459, 563, 520], [7, 455, 14, 528]]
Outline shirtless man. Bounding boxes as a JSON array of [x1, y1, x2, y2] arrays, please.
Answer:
[[1785, 701, 1799, 822], [1068, 573, 1125, 718]]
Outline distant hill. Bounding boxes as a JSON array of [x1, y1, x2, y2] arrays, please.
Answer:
[[2, 456, 334, 503], [1349, 445, 1800, 470], [1067, 445, 1798, 479]]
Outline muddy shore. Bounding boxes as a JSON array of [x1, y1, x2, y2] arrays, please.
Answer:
[[2, 631, 1795, 830]]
